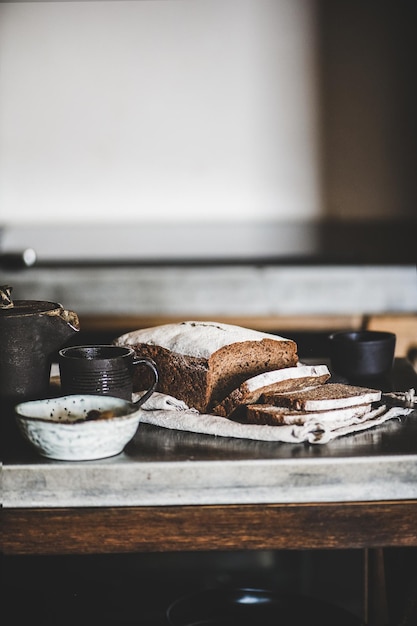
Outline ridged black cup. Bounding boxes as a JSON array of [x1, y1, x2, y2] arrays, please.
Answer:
[[59, 345, 158, 403]]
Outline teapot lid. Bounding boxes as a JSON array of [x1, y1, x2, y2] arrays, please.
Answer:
[[0, 285, 60, 316]]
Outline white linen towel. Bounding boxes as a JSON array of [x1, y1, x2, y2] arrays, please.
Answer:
[[134, 391, 413, 445]]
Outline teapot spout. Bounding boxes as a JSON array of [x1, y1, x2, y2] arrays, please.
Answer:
[[59, 308, 80, 332], [45, 306, 80, 347]]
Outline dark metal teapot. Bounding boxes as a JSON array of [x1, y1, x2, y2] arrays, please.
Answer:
[[0, 286, 80, 405]]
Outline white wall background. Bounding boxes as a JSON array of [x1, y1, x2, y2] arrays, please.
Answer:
[[0, 0, 320, 225]]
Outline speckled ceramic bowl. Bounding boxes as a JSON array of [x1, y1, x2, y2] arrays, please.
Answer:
[[14, 395, 142, 461]]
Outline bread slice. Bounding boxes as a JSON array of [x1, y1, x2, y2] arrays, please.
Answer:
[[114, 321, 298, 412], [243, 402, 372, 426], [260, 382, 381, 411], [212, 364, 330, 418]]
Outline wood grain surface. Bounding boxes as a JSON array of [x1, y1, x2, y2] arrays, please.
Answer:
[[3, 500, 417, 556]]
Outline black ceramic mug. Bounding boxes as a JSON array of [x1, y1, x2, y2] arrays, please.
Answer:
[[58, 345, 158, 407], [328, 330, 396, 381]]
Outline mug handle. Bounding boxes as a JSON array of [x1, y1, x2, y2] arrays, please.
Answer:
[[132, 358, 159, 408]]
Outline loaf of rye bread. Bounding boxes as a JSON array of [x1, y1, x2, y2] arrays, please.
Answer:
[[259, 382, 382, 411], [212, 363, 330, 418], [243, 402, 372, 426], [114, 320, 298, 412]]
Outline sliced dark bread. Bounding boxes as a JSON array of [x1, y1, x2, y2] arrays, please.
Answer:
[[243, 402, 372, 426], [259, 382, 381, 412], [212, 364, 330, 418]]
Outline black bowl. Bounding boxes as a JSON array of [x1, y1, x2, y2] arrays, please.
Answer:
[[329, 330, 396, 380]]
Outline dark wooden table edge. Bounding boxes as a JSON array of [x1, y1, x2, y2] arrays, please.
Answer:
[[2, 499, 417, 556]]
